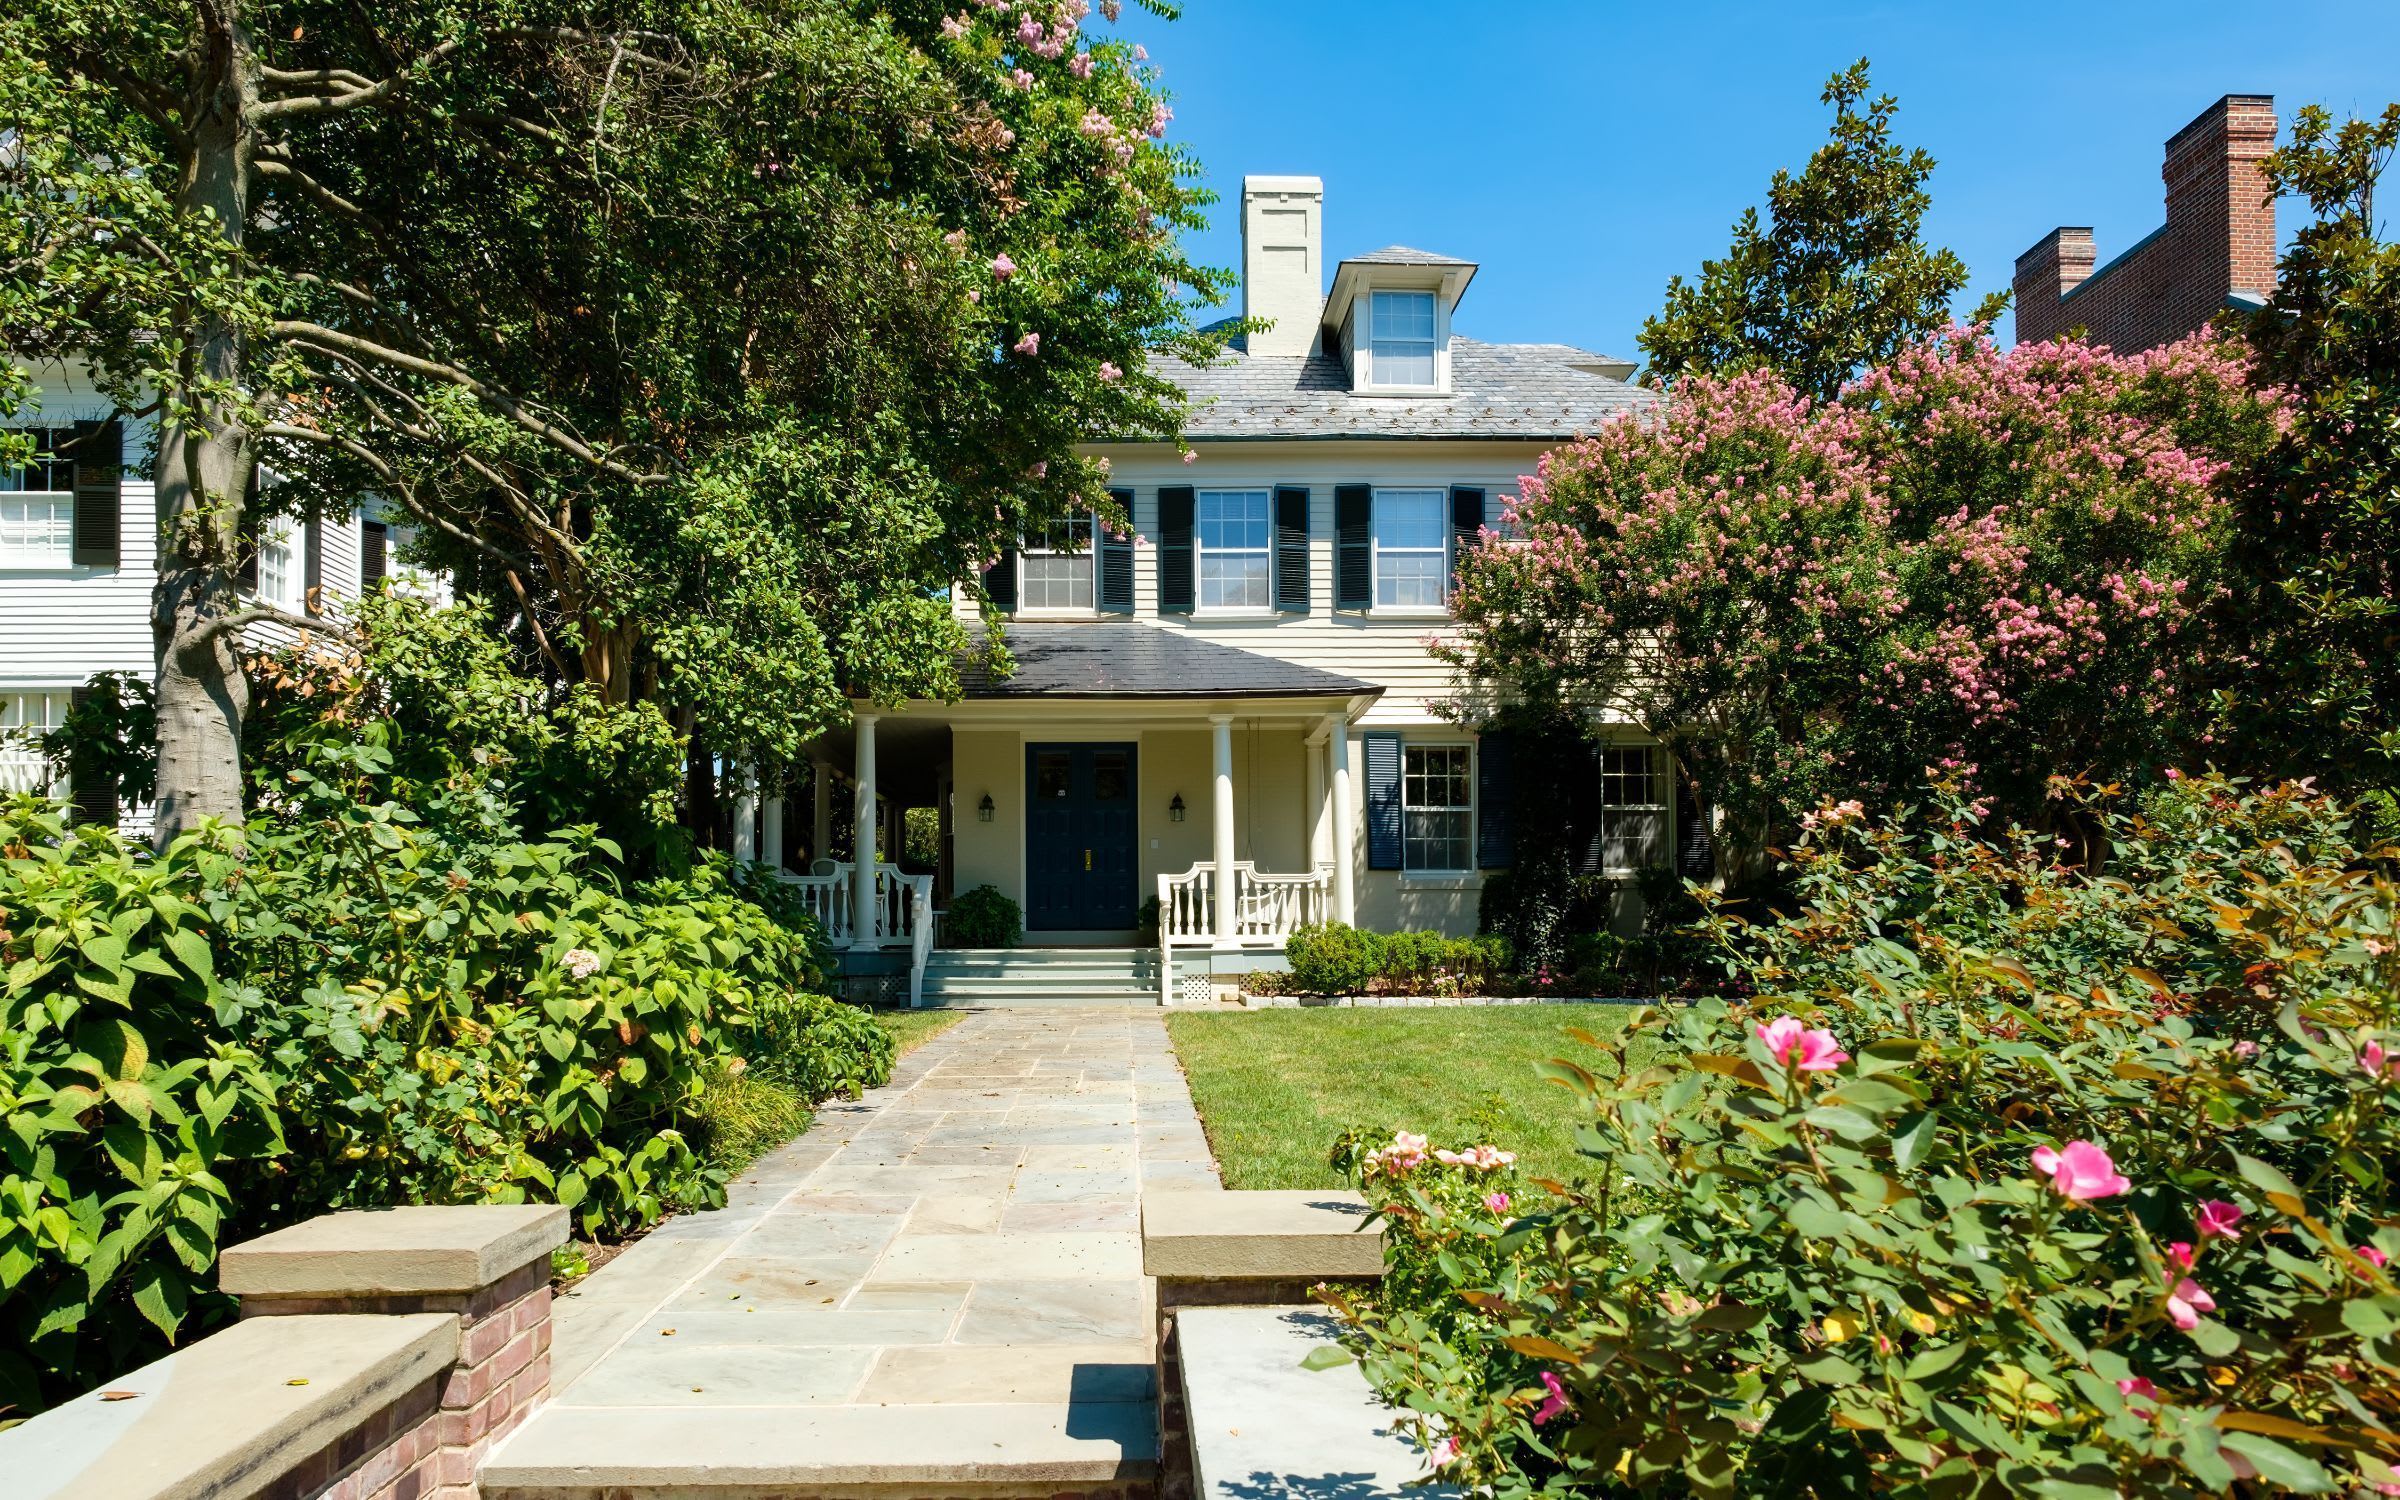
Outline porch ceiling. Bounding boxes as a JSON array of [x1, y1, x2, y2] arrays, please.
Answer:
[[954, 622, 1381, 701]]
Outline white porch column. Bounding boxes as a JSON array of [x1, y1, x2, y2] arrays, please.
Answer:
[[851, 714, 879, 948], [760, 789, 785, 873], [810, 756, 833, 868], [1210, 714, 1237, 945], [731, 756, 759, 865], [1327, 714, 1357, 927], [1305, 729, 1330, 870]]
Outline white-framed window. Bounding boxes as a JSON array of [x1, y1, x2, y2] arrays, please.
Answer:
[[1367, 290, 1437, 388], [1020, 514, 1095, 612], [0, 689, 70, 795], [1402, 743, 1473, 873], [0, 433, 75, 568], [1196, 489, 1271, 610], [1373, 488, 1447, 609], [1598, 745, 1668, 873], [256, 520, 302, 608]]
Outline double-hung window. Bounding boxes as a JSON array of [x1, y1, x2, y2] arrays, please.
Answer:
[[1598, 746, 1667, 873], [1402, 744, 1473, 873], [1373, 489, 1447, 609], [0, 689, 69, 795], [1367, 290, 1437, 387], [0, 432, 75, 568], [256, 520, 302, 609], [1019, 515, 1095, 612], [1196, 489, 1271, 610]]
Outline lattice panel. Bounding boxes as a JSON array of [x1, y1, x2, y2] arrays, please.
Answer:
[[1179, 972, 1214, 1006]]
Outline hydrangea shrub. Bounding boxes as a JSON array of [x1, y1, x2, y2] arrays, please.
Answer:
[[1326, 776, 2398, 1496]]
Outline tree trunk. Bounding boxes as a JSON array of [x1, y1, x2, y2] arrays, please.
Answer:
[[150, 5, 258, 846]]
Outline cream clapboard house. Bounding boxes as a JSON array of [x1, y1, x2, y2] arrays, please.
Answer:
[[760, 177, 1699, 1005], [2, 364, 435, 831]]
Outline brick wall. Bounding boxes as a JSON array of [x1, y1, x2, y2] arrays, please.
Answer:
[[244, 1258, 555, 1500], [2014, 94, 2277, 352]]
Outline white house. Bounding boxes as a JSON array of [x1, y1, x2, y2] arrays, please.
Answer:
[[756, 177, 1700, 1005], [1, 364, 429, 829]]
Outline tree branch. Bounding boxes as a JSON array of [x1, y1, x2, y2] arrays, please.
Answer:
[[254, 157, 386, 232], [270, 320, 671, 484], [185, 603, 362, 649], [258, 420, 538, 573]]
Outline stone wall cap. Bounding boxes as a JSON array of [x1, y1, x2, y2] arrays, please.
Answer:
[[0, 1312, 456, 1500], [219, 1203, 570, 1298], [1143, 1189, 1384, 1279]]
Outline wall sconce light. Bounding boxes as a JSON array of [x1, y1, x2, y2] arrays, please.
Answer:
[[1168, 793, 1186, 823], [977, 792, 996, 823]]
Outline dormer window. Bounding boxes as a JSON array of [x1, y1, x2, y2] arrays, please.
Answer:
[[1019, 516, 1095, 612], [1367, 291, 1437, 387]]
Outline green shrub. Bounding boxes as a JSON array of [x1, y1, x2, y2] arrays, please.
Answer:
[[946, 884, 1022, 948], [0, 801, 283, 1417], [693, 1062, 814, 1177], [737, 992, 893, 1101], [1328, 774, 2400, 1496], [1287, 922, 1382, 996]]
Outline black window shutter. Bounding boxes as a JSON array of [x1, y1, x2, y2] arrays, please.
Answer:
[[1675, 768, 1714, 881], [1158, 484, 1195, 614], [65, 685, 119, 829], [1577, 740, 1608, 875], [1272, 485, 1309, 613], [1364, 731, 1403, 871], [1099, 489, 1135, 614], [69, 420, 121, 569], [1448, 485, 1485, 595], [982, 548, 1017, 613], [302, 516, 324, 613], [1476, 729, 1513, 869], [1334, 484, 1373, 610], [361, 520, 388, 586]]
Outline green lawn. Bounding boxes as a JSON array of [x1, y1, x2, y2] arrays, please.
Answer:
[[1165, 1005, 1646, 1190], [876, 1007, 967, 1058]]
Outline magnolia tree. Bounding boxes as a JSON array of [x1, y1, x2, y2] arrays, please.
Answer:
[[1442, 330, 2286, 868], [1, 0, 1226, 841]]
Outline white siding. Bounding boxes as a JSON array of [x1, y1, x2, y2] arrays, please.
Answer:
[[0, 384, 160, 692], [968, 438, 1637, 730]]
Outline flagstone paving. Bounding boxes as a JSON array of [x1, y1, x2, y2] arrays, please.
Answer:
[[481, 1009, 1219, 1498]]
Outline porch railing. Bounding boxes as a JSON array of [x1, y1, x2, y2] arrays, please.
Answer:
[[1155, 860, 1335, 1003], [774, 860, 934, 1004]]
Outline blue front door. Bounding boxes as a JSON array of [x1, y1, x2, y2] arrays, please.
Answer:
[[1025, 743, 1139, 931]]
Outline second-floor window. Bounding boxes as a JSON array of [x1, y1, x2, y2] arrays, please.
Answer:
[[0, 434, 75, 568], [1374, 488, 1446, 608], [257, 520, 302, 608], [1020, 515, 1094, 611], [1368, 290, 1437, 387], [1197, 489, 1271, 609]]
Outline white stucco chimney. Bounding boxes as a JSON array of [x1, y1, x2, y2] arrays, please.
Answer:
[[1241, 175, 1324, 357]]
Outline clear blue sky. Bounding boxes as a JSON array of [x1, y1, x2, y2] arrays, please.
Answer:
[[1108, 1, 2400, 358]]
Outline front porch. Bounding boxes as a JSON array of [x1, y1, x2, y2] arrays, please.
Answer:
[[720, 624, 1387, 1006]]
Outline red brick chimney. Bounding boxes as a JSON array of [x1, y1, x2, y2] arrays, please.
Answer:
[[2013, 94, 2278, 352]]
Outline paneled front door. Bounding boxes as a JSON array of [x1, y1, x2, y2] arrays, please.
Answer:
[[1024, 743, 1138, 931]]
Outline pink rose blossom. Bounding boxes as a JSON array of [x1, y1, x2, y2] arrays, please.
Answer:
[[2029, 1140, 2131, 1202], [1432, 1436, 1461, 1470], [2117, 1375, 2160, 1416], [2363, 1039, 2396, 1080], [2164, 1240, 2196, 1272], [2164, 767, 2182, 780], [989, 252, 1016, 279], [2359, 1245, 2390, 1269], [1013, 331, 1041, 355], [1754, 1016, 1849, 1072], [1532, 1371, 1571, 1426], [1483, 1191, 1511, 1214], [2165, 1276, 2215, 1331], [2196, 1200, 2243, 1239], [2233, 1039, 2260, 1059]]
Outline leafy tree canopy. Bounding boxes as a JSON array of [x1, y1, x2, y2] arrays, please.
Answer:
[[1639, 60, 2006, 402], [1, 0, 1229, 839], [2223, 100, 2400, 795]]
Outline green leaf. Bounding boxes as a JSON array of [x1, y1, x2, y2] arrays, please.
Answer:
[[2216, 1432, 2333, 1492], [1298, 1345, 1355, 1371], [129, 1262, 188, 1338], [1890, 1110, 1938, 1170]]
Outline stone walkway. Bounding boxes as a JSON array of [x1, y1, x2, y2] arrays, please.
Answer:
[[481, 1009, 1218, 1497]]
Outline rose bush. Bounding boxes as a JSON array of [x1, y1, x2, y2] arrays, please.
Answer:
[[1326, 775, 2398, 1496]]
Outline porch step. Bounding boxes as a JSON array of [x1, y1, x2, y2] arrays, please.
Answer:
[[919, 947, 1163, 1007]]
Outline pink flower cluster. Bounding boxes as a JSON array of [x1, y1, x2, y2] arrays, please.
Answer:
[[1362, 1132, 1516, 1178], [1754, 1015, 1848, 1072]]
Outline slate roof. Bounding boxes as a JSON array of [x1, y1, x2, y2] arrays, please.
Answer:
[[1341, 245, 1478, 267], [1156, 336, 1658, 441], [960, 622, 1380, 700]]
